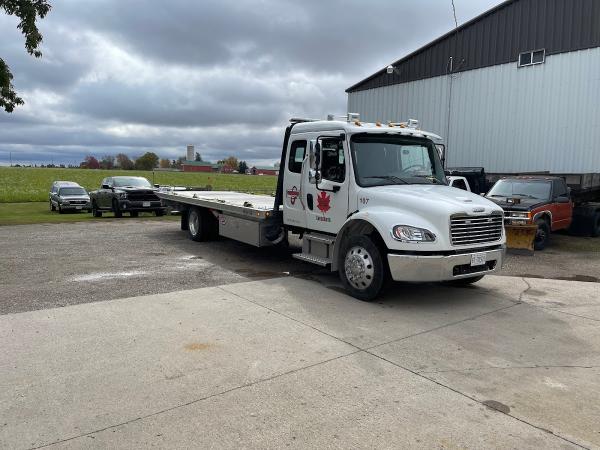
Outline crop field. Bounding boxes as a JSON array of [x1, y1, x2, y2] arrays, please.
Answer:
[[0, 167, 277, 203]]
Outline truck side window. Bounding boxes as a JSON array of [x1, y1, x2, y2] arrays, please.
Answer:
[[288, 140, 307, 174], [320, 137, 345, 183], [553, 179, 568, 198]]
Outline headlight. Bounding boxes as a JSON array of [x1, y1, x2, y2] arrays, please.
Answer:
[[61, 199, 69, 204], [392, 225, 436, 242], [118, 192, 127, 199], [509, 212, 529, 219]]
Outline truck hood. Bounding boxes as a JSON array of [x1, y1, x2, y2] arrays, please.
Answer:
[[355, 184, 505, 251], [60, 195, 90, 201], [115, 187, 156, 193], [485, 196, 547, 211], [361, 184, 501, 216]]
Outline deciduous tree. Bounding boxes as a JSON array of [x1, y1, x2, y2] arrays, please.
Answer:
[[115, 153, 134, 170], [159, 158, 170, 169], [81, 155, 100, 169], [1, 0, 52, 112], [135, 152, 159, 171]]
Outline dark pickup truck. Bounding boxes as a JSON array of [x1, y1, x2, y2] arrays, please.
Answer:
[[89, 176, 166, 217]]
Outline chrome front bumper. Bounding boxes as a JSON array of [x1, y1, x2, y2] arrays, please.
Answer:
[[387, 247, 505, 282]]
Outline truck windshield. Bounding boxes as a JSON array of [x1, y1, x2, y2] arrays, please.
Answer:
[[113, 177, 152, 188], [350, 134, 446, 187], [59, 187, 87, 196], [487, 180, 551, 200]]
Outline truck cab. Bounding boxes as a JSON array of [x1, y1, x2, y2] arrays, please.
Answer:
[[280, 116, 506, 299]]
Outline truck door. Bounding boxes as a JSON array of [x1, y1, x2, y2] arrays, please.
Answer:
[[551, 179, 573, 229], [283, 139, 308, 228], [302, 135, 349, 234]]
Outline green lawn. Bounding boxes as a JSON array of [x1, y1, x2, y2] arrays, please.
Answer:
[[0, 202, 179, 226], [0, 167, 277, 203]]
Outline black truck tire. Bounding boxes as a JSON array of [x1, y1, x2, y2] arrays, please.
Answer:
[[130, 211, 139, 217], [155, 209, 164, 217], [534, 218, 550, 251], [339, 235, 386, 301], [591, 210, 600, 238], [112, 199, 123, 218], [58, 204, 64, 214], [186, 207, 218, 241], [92, 201, 102, 217]]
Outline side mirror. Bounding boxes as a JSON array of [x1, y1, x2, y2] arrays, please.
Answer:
[[101, 184, 110, 189], [435, 144, 446, 168], [309, 140, 316, 170], [556, 196, 570, 203]]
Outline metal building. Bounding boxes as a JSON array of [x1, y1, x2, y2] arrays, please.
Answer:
[[346, 0, 600, 174]]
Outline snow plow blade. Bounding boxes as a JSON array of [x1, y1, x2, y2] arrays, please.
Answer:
[[505, 225, 537, 254]]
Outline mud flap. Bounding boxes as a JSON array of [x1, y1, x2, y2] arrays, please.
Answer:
[[505, 225, 538, 255]]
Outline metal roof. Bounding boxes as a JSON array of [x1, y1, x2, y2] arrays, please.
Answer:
[[347, 0, 600, 93]]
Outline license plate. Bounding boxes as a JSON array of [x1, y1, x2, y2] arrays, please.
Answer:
[[76, 206, 82, 210], [143, 201, 151, 207], [471, 252, 487, 267]]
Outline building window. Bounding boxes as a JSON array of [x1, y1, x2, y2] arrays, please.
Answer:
[[519, 49, 545, 67]]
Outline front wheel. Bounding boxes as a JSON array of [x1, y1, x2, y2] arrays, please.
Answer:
[[112, 199, 122, 218], [339, 235, 386, 301], [92, 201, 102, 217], [534, 219, 550, 251], [155, 209, 164, 217]]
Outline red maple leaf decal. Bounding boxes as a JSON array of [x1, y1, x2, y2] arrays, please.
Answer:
[[316, 191, 331, 214]]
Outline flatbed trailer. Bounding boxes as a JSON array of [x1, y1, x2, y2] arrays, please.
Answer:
[[158, 190, 281, 247]]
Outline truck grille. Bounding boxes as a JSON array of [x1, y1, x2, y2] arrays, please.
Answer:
[[450, 214, 503, 246], [69, 200, 88, 205], [127, 192, 159, 202]]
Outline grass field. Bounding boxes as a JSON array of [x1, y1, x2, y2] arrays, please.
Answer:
[[0, 202, 179, 226], [0, 167, 277, 203]]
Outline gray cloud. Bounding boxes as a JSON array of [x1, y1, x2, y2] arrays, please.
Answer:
[[0, 0, 500, 165]]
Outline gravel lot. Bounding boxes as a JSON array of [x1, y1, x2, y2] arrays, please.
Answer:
[[1, 219, 599, 315]]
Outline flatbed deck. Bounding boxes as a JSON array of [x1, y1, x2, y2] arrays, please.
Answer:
[[157, 190, 276, 221]]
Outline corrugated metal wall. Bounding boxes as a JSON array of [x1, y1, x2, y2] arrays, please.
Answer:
[[347, 0, 600, 93], [347, 47, 600, 174]]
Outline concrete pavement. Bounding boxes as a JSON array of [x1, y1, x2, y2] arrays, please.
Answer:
[[1, 275, 599, 449]]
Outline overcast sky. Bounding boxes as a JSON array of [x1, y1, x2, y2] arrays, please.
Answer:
[[0, 0, 500, 166]]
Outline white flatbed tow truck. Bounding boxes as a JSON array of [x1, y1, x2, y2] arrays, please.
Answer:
[[158, 114, 506, 300]]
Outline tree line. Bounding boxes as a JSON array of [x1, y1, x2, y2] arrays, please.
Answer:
[[79, 152, 251, 173]]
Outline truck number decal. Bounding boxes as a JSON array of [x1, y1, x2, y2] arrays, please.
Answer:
[[359, 197, 369, 205]]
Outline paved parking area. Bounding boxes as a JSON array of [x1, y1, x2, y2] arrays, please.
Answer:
[[2, 275, 599, 449], [1, 220, 599, 448]]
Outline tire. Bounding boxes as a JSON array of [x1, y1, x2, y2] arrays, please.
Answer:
[[50, 201, 55, 212], [338, 235, 386, 301], [591, 211, 600, 238], [58, 205, 64, 214], [187, 207, 217, 242], [112, 199, 122, 218], [130, 211, 139, 217], [534, 218, 550, 251], [445, 275, 485, 286], [92, 201, 102, 217], [155, 209, 164, 217]]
